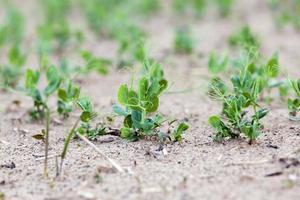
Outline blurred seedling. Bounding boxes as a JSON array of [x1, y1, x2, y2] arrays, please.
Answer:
[[288, 78, 300, 119], [208, 51, 229, 75], [0, 7, 24, 48], [80, 50, 111, 75], [208, 59, 269, 144], [229, 26, 260, 51], [0, 45, 26, 89], [268, 0, 300, 30], [214, 0, 234, 16], [113, 59, 189, 142], [57, 80, 80, 118], [114, 25, 147, 67], [174, 27, 194, 54], [172, 0, 206, 17], [37, 0, 83, 56]]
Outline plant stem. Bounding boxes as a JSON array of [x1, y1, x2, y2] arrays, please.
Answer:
[[59, 118, 80, 176], [44, 106, 50, 178]]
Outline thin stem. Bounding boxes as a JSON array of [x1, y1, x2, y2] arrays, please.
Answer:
[[44, 106, 50, 178], [59, 118, 80, 176]]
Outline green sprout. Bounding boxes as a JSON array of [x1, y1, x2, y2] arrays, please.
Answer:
[[0, 45, 26, 89], [229, 26, 260, 51], [24, 66, 61, 121], [37, 0, 83, 56], [57, 80, 80, 118], [60, 96, 100, 174], [174, 27, 194, 54], [23, 66, 62, 177], [208, 51, 229, 75], [208, 58, 270, 144], [0, 7, 24, 47], [288, 79, 300, 119], [113, 59, 189, 142], [208, 49, 286, 103], [268, 0, 300, 30], [80, 50, 111, 75], [172, 0, 206, 16], [214, 0, 234, 16]]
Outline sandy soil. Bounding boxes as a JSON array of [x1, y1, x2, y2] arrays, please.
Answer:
[[1, 0, 300, 199]]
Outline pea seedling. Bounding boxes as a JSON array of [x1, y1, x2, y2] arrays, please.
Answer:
[[80, 50, 111, 75], [209, 49, 286, 103], [172, 0, 206, 17], [174, 27, 194, 54], [229, 26, 260, 51], [23, 66, 61, 176], [208, 51, 229, 75], [60, 96, 98, 174], [0, 7, 24, 47], [0, 45, 26, 89], [57, 80, 80, 118], [215, 0, 234, 16], [113, 59, 189, 142], [268, 0, 300, 30], [38, 0, 83, 56], [288, 79, 300, 119], [208, 60, 269, 144]]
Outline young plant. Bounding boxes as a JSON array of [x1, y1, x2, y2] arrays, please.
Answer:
[[114, 25, 147, 66], [75, 97, 107, 140], [37, 0, 83, 56], [0, 7, 24, 47], [174, 27, 194, 54], [210, 49, 286, 103], [24, 66, 61, 177], [0, 45, 26, 89], [288, 79, 300, 118], [59, 96, 99, 174], [57, 80, 80, 118], [80, 50, 111, 75], [208, 63, 269, 144], [214, 0, 234, 16], [24, 66, 61, 120], [113, 59, 189, 142], [172, 0, 206, 16], [208, 51, 229, 75], [268, 0, 300, 30], [229, 26, 260, 51]]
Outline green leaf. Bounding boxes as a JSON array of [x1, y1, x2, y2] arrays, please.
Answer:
[[124, 115, 133, 128], [266, 53, 279, 78], [145, 95, 159, 113], [208, 115, 222, 128], [112, 104, 128, 116], [120, 127, 138, 141], [141, 118, 155, 132], [80, 111, 96, 122], [158, 79, 168, 94], [173, 122, 189, 142], [76, 97, 93, 112], [131, 110, 143, 129], [138, 77, 148, 100], [117, 84, 129, 105], [44, 66, 61, 96], [256, 108, 269, 119], [25, 69, 39, 89], [58, 89, 68, 101]]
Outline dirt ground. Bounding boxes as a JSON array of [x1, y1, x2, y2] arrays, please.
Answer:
[[1, 0, 300, 199]]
